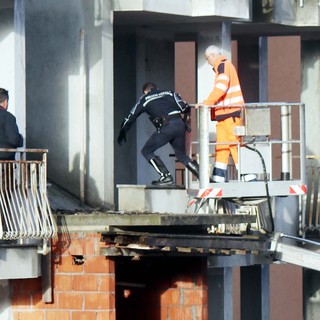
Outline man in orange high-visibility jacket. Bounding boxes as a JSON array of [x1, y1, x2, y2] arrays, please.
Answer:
[[196, 45, 244, 182]]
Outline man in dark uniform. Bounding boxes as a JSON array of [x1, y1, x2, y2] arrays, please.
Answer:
[[117, 82, 199, 186], [0, 88, 23, 160]]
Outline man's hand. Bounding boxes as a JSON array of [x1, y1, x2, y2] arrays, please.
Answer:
[[117, 129, 127, 145]]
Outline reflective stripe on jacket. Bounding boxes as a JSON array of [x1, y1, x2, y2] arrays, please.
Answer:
[[203, 55, 244, 121]]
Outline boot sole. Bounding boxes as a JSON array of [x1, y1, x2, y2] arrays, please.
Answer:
[[152, 181, 174, 186]]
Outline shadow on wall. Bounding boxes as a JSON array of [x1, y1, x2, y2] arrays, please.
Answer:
[[70, 152, 101, 208], [25, 1, 106, 208], [115, 256, 207, 320]]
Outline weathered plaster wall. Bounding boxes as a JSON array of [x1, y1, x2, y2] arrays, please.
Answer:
[[25, 0, 114, 208]]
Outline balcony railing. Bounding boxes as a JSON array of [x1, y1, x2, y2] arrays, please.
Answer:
[[0, 149, 56, 240]]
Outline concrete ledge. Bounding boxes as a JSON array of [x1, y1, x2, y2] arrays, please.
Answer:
[[117, 184, 189, 213], [0, 246, 40, 279], [55, 212, 256, 233]]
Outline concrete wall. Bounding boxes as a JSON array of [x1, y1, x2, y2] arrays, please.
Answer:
[[0, 2, 25, 136], [0, 5, 14, 109], [114, 32, 137, 187], [136, 31, 175, 184], [301, 40, 320, 159], [114, 28, 175, 187], [25, 0, 114, 208], [7, 231, 208, 320]]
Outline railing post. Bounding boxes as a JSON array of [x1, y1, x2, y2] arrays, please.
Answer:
[[300, 103, 306, 185], [198, 105, 210, 189], [281, 105, 291, 180]]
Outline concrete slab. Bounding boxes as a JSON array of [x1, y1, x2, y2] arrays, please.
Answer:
[[0, 245, 40, 279]]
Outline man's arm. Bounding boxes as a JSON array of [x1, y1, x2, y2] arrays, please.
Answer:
[[117, 98, 145, 145]]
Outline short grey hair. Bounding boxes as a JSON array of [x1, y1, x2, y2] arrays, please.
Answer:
[[205, 45, 221, 57]]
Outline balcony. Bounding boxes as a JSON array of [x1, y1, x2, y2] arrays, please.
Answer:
[[0, 149, 56, 280]]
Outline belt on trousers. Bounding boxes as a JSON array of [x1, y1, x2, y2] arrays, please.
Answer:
[[166, 113, 181, 119]]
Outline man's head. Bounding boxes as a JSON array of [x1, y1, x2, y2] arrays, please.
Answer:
[[205, 45, 221, 67], [142, 82, 157, 94], [0, 88, 9, 110]]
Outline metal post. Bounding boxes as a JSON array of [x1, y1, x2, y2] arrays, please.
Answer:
[[79, 29, 86, 205], [198, 105, 210, 189], [281, 105, 291, 180], [300, 103, 306, 185]]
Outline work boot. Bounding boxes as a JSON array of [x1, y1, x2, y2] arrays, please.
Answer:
[[186, 160, 200, 179], [187, 160, 215, 183], [241, 174, 257, 182], [149, 156, 174, 186], [152, 173, 174, 185], [211, 166, 227, 183]]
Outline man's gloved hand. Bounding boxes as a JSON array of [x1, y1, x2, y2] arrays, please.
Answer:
[[117, 129, 127, 145], [185, 119, 192, 133]]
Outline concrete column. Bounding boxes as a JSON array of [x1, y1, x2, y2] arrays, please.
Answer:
[[196, 22, 231, 154], [102, 0, 114, 207], [14, 0, 26, 142], [274, 196, 299, 239], [0, 280, 11, 320], [241, 264, 270, 320], [208, 267, 233, 320], [197, 22, 231, 103], [301, 40, 320, 160], [304, 266, 320, 320], [302, 40, 320, 320]]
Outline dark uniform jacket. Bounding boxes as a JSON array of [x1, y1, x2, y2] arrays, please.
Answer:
[[121, 88, 190, 132], [0, 106, 23, 160]]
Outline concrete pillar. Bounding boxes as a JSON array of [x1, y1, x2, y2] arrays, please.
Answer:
[[0, 2, 24, 132], [102, 0, 114, 207], [14, 0, 26, 142], [302, 39, 320, 320], [274, 196, 299, 239], [197, 22, 231, 103], [208, 267, 233, 320], [196, 22, 231, 154], [0, 280, 11, 320], [304, 265, 320, 320], [301, 40, 320, 160], [259, 37, 268, 102], [241, 264, 270, 320], [198, 24, 235, 320]]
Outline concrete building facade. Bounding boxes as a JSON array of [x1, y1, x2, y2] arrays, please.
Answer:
[[1, 0, 320, 319]]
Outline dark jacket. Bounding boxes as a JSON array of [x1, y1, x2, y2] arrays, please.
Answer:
[[121, 88, 190, 132], [0, 107, 23, 160]]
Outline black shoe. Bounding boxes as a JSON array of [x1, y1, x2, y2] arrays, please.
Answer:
[[152, 174, 174, 186], [241, 174, 257, 182]]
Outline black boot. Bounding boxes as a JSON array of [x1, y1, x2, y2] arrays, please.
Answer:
[[187, 160, 214, 183], [149, 156, 174, 186], [186, 160, 199, 179]]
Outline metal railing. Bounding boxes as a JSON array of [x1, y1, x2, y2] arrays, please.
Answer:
[[0, 149, 56, 240], [304, 157, 320, 234], [187, 102, 306, 190]]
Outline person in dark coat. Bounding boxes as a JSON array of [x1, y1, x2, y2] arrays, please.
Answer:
[[117, 82, 199, 186], [0, 88, 23, 160]]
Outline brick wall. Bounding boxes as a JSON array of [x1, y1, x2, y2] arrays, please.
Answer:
[[10, 233, 116, 320], [116, 256, 208, 320], [9, 233, 208, 320]]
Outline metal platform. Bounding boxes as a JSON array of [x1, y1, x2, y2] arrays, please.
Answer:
[[187, 180, 307, 199]]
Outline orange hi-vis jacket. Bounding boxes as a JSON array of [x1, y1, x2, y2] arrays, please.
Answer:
[[203, 55, 244, 121]]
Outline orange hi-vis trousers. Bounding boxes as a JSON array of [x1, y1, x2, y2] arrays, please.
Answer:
[[212, 116, 242, 182]]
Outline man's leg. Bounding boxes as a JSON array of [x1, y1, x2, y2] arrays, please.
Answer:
[[168, 121, 201, 180], [212, 120, 231, 182], [141, 132, 174, 185]]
